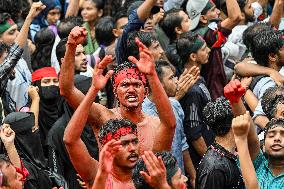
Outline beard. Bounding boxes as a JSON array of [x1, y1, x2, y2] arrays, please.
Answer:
[[264, 151, 284, 161]]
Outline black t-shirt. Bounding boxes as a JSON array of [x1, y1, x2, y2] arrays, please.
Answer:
[[180, 78, 215, 168], [196, 143, 245, 189]]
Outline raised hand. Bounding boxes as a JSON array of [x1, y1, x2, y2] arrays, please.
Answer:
[[28, 86, 39, 100], [92, 55, 114, 90], [140, 151, 170, 189], [0, 124, 15, 145], [232, 111, 251, 141], [98, 140, 122, 174], [67, 26, 88, 45], [224, 79, 246, 104], [175, 66, 200, 100], [27, 2, 46, 19], [128, 38, 155, 76]]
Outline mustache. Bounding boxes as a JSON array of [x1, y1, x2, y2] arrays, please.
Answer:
[[127, 152, 138, 160]]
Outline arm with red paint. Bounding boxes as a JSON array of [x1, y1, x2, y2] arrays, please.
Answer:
[[60, 27, 114, 130], [224, 80, 260, 161], [128, 39, 176, 152], [63, 59, 114, 187]]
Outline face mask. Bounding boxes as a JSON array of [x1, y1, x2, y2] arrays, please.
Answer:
[[39, 85, 59, 100]]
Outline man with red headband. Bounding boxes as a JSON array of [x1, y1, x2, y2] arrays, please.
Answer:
[[62, 26, 176, 185]]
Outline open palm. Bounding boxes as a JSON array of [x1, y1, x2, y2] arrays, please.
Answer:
[[92, 55, 114, 90], [128, 38, 155, 75]]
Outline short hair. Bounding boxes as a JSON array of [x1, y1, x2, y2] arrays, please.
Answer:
[[0, 0, 22, 21], [126, 31, 157, 60], [264, 118, 284, 140], [261, 85, 284, 120], [0, 13, 11, 25], [58, 16, 84, 39], [56, 38, 67, 64], [114, 9, 128, 29], [95, 16, 115, 46], [132, 151, 178, 189], [203, 96, 233, 136], [237, 0, 247, 11], [155, 60, 176, 81], [98, 119, 137, 145], [243, 22, 273, 51], [176, 31, 200, 63], [160, 9, 183, 42], [250, 29, 283, 67]]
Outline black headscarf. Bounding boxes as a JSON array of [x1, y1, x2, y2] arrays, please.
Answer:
[[47, 75, 99, 189]]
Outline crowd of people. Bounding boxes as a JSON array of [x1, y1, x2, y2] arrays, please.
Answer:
[[0, 0, 283, 188]]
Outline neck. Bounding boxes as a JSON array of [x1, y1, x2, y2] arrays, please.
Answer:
[[111, 164, 133, 182], [118, 106, 145, 124], [269, 61, 281, 72], [88, 21, 95, 28], [268, 158, 284, 176], [185, 61, 201, 70], [215, 132, 235, 153]]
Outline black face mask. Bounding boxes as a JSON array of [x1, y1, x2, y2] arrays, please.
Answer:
[[39, 85, 60, 100]]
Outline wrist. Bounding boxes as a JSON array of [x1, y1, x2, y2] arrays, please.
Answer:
[[234, 137, 248, 144], [3, 141, 15, 149]]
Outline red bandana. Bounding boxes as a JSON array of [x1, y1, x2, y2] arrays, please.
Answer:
[[101, 127, 137, 146], [113, 68, 147, 88], [32, 67, 58, 82]]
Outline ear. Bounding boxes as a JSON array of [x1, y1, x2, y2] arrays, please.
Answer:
[[268, 53, 278, 63], [98, 9, 103, 17], [144, 86, 150, 97], [199, 15, 208, 24], [112, 28, 119, 38], [189, 53, 197, 62], [240, 12, 245, 21], [175, 26, 183, 35]]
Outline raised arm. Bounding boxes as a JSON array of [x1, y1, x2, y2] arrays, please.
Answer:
[[268, 0, 284, 28], [137, 0, 158, 21], [28, 86, 40, 132], [224, 79, 260, 160], [232, 112, 260, 189], [60, 27, 113, 128], [129, 38, 176, 151], [0, 124, 21, 168], [65, 0, 80, 18], [63, 59, 114, 187], [221, 0, 242, 30], [15, 2, 45, 48]]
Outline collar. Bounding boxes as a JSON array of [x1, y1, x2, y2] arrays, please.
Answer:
[[210, 142, 237, 161]]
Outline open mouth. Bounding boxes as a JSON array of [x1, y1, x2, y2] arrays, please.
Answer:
[[126, 94, 138, 102], [128, 154, 139, 162]]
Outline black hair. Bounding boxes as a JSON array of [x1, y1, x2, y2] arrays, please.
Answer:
[[250, 29, 283, 67], [58, 16, 84, 39], [126, 31, 157, 60], [89, 0, 105, 10], [95, 16, 115, 46], [160, 8, 183, 42], [132, 151, 178, 189], [264, 118, 284, 140], [237, 0, 247, 11], [203, 96, 233, 136], [0, 13, 11, 25], [155, 60, 176, 81], [0, 42, 9, 58], [31, 28, 55, 71], [261, 85, 284, 120], [98, 119, 137, 145], [0, 0, 23, 21], [243, 23, 273, 51], [114, 9, 128, 29], [176, 31, 198, 70], [56, 37, 67, 65]]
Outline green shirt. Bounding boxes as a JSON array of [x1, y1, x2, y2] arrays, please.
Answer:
[[253, 151, 284, 189]]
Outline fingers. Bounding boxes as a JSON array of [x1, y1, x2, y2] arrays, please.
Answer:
[[142, 151, 159, 173], [105, 70, 114, 81], [128, 56, 139, 65], [140, 171, 151, 183], [97, 55, 113, 69], [135, 38, 147, 51]]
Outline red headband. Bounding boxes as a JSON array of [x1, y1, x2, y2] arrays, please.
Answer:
[[101, 126, 137, 146], [113, 68, 147, 88], [32, 67, 58, 82]]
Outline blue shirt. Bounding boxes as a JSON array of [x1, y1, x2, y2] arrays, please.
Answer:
[[253, 151, 284, 189], [142, 97, 189, 174], [115, 10, 144, 65]]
